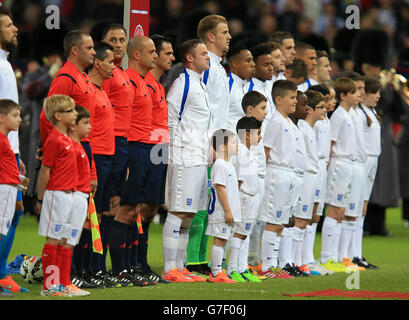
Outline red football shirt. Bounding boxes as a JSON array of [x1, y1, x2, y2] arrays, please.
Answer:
[[40, 61, 96, 146], [42, 128, 77, 191], [89, 84, 115, 156], [0, 132, 20, 185], [125, 68, 153, 144], [102, 65, 134, 138], [73, 140, 91, 194], [145, 72, 170, 144]]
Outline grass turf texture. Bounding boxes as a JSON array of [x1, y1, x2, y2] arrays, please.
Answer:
[[6, 207, 409, 300]]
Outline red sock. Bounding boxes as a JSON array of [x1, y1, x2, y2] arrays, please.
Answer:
[[58, 247, 73, 286], [42, 244, 58, 290]]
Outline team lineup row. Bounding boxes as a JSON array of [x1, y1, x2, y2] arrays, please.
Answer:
[[0, 12, 380, 297]]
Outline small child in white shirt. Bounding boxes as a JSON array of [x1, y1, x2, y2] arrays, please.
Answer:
[[207, 129, 240, 283]]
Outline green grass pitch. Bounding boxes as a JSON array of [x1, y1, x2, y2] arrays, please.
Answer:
[[6, 207, 409, 300]]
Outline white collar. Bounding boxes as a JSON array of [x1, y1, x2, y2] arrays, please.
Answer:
[[208, 50, 222, 64], [0, 49, 9, 60]]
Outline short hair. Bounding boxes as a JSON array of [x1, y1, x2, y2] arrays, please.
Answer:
[[102, 23, 127, 40], [63, 30, 90, 58], [264, 41, 281, 53], [339, 71, 365, 83], [317, 50, 329, 60], [197, 15, 228, 41], [226, 42, 248, 63], [241, 90, 267, 114], [44, 94, 75, 125], [150, 34, 172, 54], [0, 99, 20, 115], [92, 41, 114, 64], [305, 90, 325, 109], [236, 116, 262, 139], [295, 41, 315, 52], [268, 31, 293, 45], [286, 58, 308, 80], [0, 8, 11, 26], [272, 80, 298, 104], [250, 43, 272, 62], [333, 77, 357, 102], [364, 77, 382, 94], [75, 105, 90, 124], [211, 128, 236, 152], [309, 83, 330, 96], [180, 38, 203, 64]]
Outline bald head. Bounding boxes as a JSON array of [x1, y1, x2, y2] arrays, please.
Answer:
[[127, 35, 158, 75], [127, 35, 151, 58]]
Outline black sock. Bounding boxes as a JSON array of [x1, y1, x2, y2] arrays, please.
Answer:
[[100, 215, 114, 273], [108, 220, 129, 275], [130, 224, 139, 269], [124, 224, 133, 271], [138, 221, 150, 273], [73, 229, 91, 274]]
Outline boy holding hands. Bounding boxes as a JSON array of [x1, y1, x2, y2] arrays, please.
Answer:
[[0, 99, 24, 296], [258, 80, 299, 278], [36, 95, 78, 296], [228, 116, 262, 283], [207, 129, 240, 283], [320, 78, 359, 272]]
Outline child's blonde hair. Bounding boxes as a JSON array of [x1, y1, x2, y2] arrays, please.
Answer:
[[44, 94, 75, 124]]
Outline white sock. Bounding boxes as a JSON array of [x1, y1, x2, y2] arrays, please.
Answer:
[[175, 217, 192, 271], [332, 222, 342, 263], [162, 214, 183, 273], [337, 221, 354, 262], [227, 237, 242, 274], [302, 224, 315, 265], [211, 245, 224, 276], [320, 216, 337, 264], [261, 230, 280, 271], [350, 216, 364, 259], [278, 227, 293, 268], [238, 237, 249, 273], [293, 227, 305, 267], [248, 221, 264, 266], [223, 240, 229, 265]]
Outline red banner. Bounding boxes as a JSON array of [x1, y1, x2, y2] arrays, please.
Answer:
[[0, 1, 3, 7], [129, 0, 150, 37]]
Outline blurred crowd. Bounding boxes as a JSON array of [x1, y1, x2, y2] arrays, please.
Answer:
[[4, 0, 409, 233]]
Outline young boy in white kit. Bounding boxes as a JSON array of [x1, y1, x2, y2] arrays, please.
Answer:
[[296, 90, 326, 274], [258, 80, 299, 279], [320, 78, 359, 273], [227, 116, 262, 283], [339, 72, 367, 271], [352, 77, 381, 269], [207, 129, 240, 283]]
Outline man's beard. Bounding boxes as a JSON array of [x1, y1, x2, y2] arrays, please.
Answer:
[[1, 38, 17, 53]]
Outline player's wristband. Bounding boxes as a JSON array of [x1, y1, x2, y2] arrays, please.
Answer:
[[37, 198, 43, 204]]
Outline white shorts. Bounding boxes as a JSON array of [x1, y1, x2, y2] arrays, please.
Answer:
[[259, 166, 296, 226], [293, 171, 317, 220], [206, 221, 233, 240], [314, 159, 328, 203], [345, 162, 366, 218], [66, 191, 89, 246], [168, 164, 208, 213], [233, 192, 260, 236], [364, 155, 379, 201], [0, 184, 18, 236], [289, 172, 303, 217], [38, 190, 74, 240], [325, 158, 353, 208]]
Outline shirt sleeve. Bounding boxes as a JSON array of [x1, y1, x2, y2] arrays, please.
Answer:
[[42, 136, 58, 168], [166, 76, 184, 140], [212, 161, 227, 187], [263, 119, 279, 149], [330, 113, 344, 143], [48, 74, 76, 97]]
